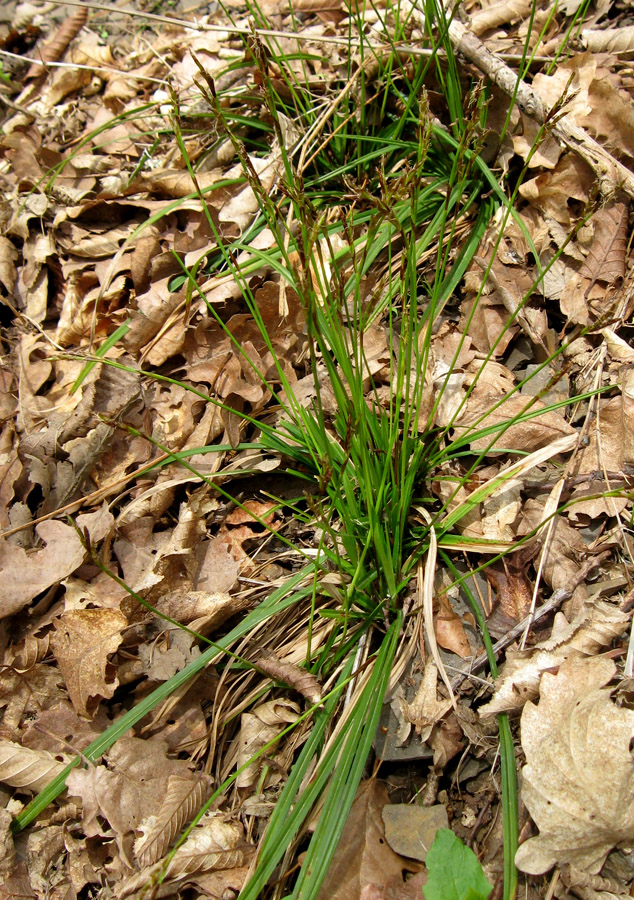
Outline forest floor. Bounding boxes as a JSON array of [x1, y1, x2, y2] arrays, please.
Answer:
[[1, 0, 634, 899]]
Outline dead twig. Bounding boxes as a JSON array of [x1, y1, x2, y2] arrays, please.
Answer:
[[451, 551, 612, 689], [447, 19, 634, 200]]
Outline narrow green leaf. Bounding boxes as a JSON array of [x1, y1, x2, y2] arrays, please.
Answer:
[[71, 320, 131, 394]]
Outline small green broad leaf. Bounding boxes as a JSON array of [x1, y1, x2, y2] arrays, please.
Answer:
[[423, 828, 493, 900]]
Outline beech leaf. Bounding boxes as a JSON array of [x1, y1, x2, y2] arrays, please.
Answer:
[[0, 740, 68, 794]]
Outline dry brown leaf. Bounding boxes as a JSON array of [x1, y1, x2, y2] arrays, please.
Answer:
[[315, 780, 420, 900], [567, 396, 628, 521], [137, 628, 200, 683], [24, 5, 87, 79], [402, 660, 453, 736], [236, 699, 300, 788], [67, 737, 201, 860], [118, 813, 251, 898], [254, 649, 323, 704], [134, 774, 212, 868], [51, 608, 128, 717], [516, 657, 634, 875], [26, 825, 69, 897], [0, 857, 34, 900], [0, 663, 66, 742], [484, 550, 535, 638], [0, 808, 14, 878], [469, 0, 534, 34], [162, 813, 249, 878], [0, 521, 85, 620], [0, 739, 68, 793], [455, 381, 575, 454], [435, 591, 473, 659], [0, 238, 18, 295], [428, 713, 465, 769], [520, 154, 595, 225], [581, 25, 634, 53], [519, 500, 589, 614], [579, 202, 628, 288]]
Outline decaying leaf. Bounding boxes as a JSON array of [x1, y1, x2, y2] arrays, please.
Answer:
[[134, 774, 212, 867], [315, 781, 421, 900], [67, 736, 206, 866], [255, 648, 323, 704], [516, 657, 634, 875], [118, 812, 252, 898], [402, 660, 453, 737], [51, 608, 128, 717]]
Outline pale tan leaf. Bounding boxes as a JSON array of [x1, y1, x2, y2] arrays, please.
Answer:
[[165, 813, 247, 877], [0, 740, 67, 793], [516, 657, 634, 875], [402, 660, 452, 734], [0, 237, 18, 295], [601, 328, 634, 363], [118, 814, 249, 898], [0, 807, 14, 878], [237, 699, 300, 788], [481, 600, 629, 717], [581, 25, 634, 53], [51, 609, 128, 717], [470, 0, 533, 35], [134, 774, 212, 868], [622, 368, 634, 466]]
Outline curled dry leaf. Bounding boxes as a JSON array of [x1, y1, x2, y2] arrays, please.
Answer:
[[237, 699, 300, 788], [51, 608, 128, 718], [0, 739, 68, 793], [134, 774, 212, 868], [469, 0, 534, 35], [255, 649, 323, 704], [581, 25, 634, 53], [24, 5, 88, 80], [516, 657, 634, 876], [480, 599, 630, 717]]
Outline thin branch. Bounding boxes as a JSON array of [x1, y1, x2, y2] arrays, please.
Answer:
[[447, 18, 634, 200]]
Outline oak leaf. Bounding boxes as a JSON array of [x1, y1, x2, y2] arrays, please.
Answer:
[[480, 600, 629, 717], [516, 657, 634, 875]]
